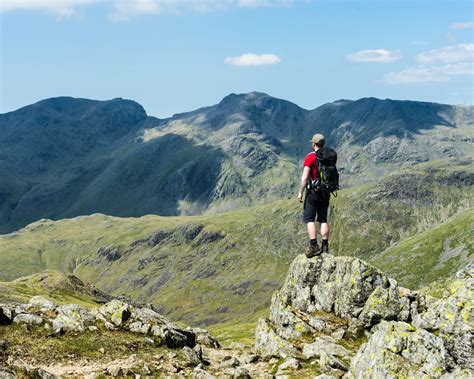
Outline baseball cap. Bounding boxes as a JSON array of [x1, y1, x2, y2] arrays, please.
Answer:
[[310, 133, 325, 144]]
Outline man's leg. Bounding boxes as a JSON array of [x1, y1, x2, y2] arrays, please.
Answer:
[[303, 193, 320, 257], [307, 222, 317, 240], [320, 222, 329, 240]]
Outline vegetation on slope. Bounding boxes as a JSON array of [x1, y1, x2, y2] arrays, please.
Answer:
[[0, 157, 472, 327]]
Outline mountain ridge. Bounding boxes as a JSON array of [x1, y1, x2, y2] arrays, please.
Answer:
[[1, 92, 472, 233]]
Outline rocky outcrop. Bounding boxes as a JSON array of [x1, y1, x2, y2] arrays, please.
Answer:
[[255, 253, 473, 378], [1, 296, 219, 350]]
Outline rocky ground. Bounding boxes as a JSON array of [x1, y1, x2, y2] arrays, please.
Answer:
[[0, 253, 472, 378], [255, 254, 473, 378]]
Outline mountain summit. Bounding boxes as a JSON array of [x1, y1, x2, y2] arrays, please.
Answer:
[[0, 93, 472, 233]]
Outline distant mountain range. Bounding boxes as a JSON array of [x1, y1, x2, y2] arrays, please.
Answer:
[[1, 92, 472, 233]]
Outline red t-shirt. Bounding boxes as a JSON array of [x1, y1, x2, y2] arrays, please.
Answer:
[[303, 152, 318, 181]]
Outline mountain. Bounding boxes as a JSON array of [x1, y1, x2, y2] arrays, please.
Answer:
[[1, 93, 473, 233], [0, 158, 472, 327]]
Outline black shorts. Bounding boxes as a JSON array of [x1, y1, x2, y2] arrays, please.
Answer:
[[303, 191, 330, 223]]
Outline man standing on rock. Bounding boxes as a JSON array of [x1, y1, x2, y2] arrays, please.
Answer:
[[297, 134, 330, 258]]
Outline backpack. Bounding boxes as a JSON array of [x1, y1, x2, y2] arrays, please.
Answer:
[[308, 147, 340, 196]]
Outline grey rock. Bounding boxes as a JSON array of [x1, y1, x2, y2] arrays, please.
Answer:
[[254, 318, 298, 359], [195, 330, 220, 348], [349, 321, 454, 378], [302, 337, 350, 360], [0, 305, 13, 325], [52, 304, 92, 333], [413, 274, 473, 370], [228, 342, 246, 351], [223, 367, 250, 379], [243, 355, 259, 364], [98, 300, 131, 326], [182, 346, 201, 367], [319, 350, 348, 371], [13, 313, 43, 326], [219, 355, 241, 368], [0, 365, 15, 379], [277, 357, 301, 372], [28, 296, 56, 312], [128, 321, 151, 334]]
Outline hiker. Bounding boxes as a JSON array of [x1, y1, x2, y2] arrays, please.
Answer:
[[297, 133, 334, 258]]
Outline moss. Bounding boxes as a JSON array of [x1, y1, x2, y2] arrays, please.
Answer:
[[1, 323, 166, 365]]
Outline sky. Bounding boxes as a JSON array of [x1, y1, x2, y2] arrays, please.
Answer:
[[1, 0, 473, 118]]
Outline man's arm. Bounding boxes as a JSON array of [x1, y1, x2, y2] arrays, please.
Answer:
[[297, 166, 311, 203]]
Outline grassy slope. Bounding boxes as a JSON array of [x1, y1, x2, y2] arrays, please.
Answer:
[[0, 158, 472, 328], [0, 270, 106, 307], [371, 208, 473, 289]]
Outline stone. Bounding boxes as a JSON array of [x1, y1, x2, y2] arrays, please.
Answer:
[[223, 367, 250, 379], [228, 342, 246, 351], [106, 365, 122, 376], [0, 305, 13, 325], [193, 344, 203, 360], [128, 321, 151, 334], [28, 296, 56, 312], [254, 318, 298, 359], [192, 367, 215, 379], [413, 275, 473, 370], [277, 357, 301, 372], [182, 346, 201, 367], [194, 329, 220, 348], [143, 363, 151, 375], [302, 337, 350, 360], [219, 355, 241, 368], [243, 355, 259, 364], [0, 365, 15, 379], [330, 328, 346, 340], [13, 314, 43, 326], [52, 304, 92, 333], [349, 321, 454, 378], [319, 350, 348, 371], [98, 300, 131, 326]]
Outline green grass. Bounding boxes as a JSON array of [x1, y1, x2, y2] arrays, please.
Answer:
[[0, 157, 472, 329], [370, 209, 474, 289]]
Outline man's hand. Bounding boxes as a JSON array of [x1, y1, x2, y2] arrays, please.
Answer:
[[297, 192, 304, 203]]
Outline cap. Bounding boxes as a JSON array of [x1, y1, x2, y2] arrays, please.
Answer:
[[310, 133, 325, 144]]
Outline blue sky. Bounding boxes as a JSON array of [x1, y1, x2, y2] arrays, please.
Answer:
[[1, 0, 473, 118]]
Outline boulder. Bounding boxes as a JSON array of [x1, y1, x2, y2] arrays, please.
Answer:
[[182, 346, 201, 367], [302, 336, 350, 360], [349, 321, 454, 378], [52, 304, 93, 333], [13, 314, 43, 326], [98, 300, 131, 326], [277, 357, 301, 372], [0, 305, 13, 326], [254, 318, 298, 359], [413, 270, 473, 370], [27, 296, 56, 312]]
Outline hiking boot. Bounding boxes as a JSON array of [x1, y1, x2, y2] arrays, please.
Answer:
[[305, 244, 320, 258], [321, 243, 329, 254]]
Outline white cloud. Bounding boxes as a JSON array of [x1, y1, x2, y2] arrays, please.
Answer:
[[383, 62, 474, 84], [416, 44, 474, 64], [345, 49, 401, 63], [449, 21, 474, 30], [0, 0, 99, 18], [224, 53, 281, 66]]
